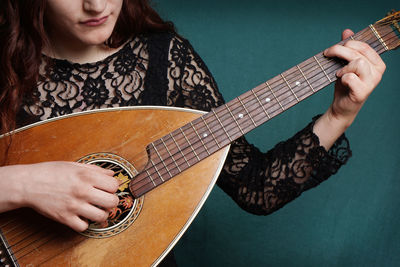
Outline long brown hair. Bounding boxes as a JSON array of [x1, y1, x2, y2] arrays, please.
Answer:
[[0, 0, 175, 134]]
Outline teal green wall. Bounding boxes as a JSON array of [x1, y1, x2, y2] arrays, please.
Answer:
[[153, 1, 400, 266]]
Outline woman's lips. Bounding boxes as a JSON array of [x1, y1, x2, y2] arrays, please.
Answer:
[[80, 16, 108, 26]]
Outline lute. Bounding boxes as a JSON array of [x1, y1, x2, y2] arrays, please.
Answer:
[[0, 11, 399, 267]]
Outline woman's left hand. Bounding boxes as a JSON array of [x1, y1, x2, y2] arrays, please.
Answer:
[[324, 29, 386, 127], [313, 29, 386, 150]]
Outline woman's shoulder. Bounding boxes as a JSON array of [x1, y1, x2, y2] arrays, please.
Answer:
[[141, 31, 194, 53]]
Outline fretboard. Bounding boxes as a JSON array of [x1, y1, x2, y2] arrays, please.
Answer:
[[130, 19, 400, 197]]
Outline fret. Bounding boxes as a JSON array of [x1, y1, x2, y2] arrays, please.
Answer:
[[149, 158, 165, 182], [251, 89, 270, 119], [238, 96, 257, 127], [145, 169, 157, 186], [180, 128, 200, 161], [151, 143, 172, 178], [169, 133, 191, 167], [201, 116, 221, 148], [190, 122, 210, 155], [313, 56, 332, 82], [280, 73, 300, 102], [296, 65, 315, 92], [160, 137, 181, 172], [369, 24, 389, 51], [225, 104, 245, 135], [212, 110, 232, 142], [350, 35, 355, 40], [265, 81, 284, 111]]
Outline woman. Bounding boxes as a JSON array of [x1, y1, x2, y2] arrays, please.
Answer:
[[0, 0, 385, 265]]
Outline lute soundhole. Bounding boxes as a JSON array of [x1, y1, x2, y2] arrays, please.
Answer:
[[77, 153, 144, 238]]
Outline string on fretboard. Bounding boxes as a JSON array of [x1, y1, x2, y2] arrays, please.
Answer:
[[130, 17, 400, 197]]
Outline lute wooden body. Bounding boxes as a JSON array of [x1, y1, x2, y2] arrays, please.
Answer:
[[0, 107, 230, 266], [0, 11, 399, 267]]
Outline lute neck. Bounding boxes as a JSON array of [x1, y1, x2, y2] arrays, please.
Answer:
[[207, 23, 395, 145], [130, 17, 400, 197]]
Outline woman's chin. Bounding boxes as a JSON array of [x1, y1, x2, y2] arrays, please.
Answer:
[[79, 34, 112, 46]]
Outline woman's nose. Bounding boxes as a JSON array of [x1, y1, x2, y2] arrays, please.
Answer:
[[83, 0, 107, 13]]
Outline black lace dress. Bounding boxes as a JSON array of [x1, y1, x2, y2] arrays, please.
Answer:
[[19, 31, 351, 215], [17, 32, 351, 265]]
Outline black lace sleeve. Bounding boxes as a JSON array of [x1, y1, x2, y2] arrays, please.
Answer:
[[165, 35, 352, 215]]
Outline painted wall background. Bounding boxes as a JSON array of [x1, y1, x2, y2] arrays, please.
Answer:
[[152, 1, 400, 266]]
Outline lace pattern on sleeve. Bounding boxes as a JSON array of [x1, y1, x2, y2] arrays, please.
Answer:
[[217, 117, 351, 215], [165, 35, 352, 215]]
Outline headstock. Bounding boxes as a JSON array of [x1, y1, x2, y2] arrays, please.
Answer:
[[374, 10, 400, 50]]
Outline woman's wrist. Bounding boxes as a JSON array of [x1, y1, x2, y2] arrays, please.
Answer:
[[0, 165, 29, 212], [313, 107, 355, 150]]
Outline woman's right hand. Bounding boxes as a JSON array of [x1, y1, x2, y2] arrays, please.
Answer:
[[0, 161, 119, 232]]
